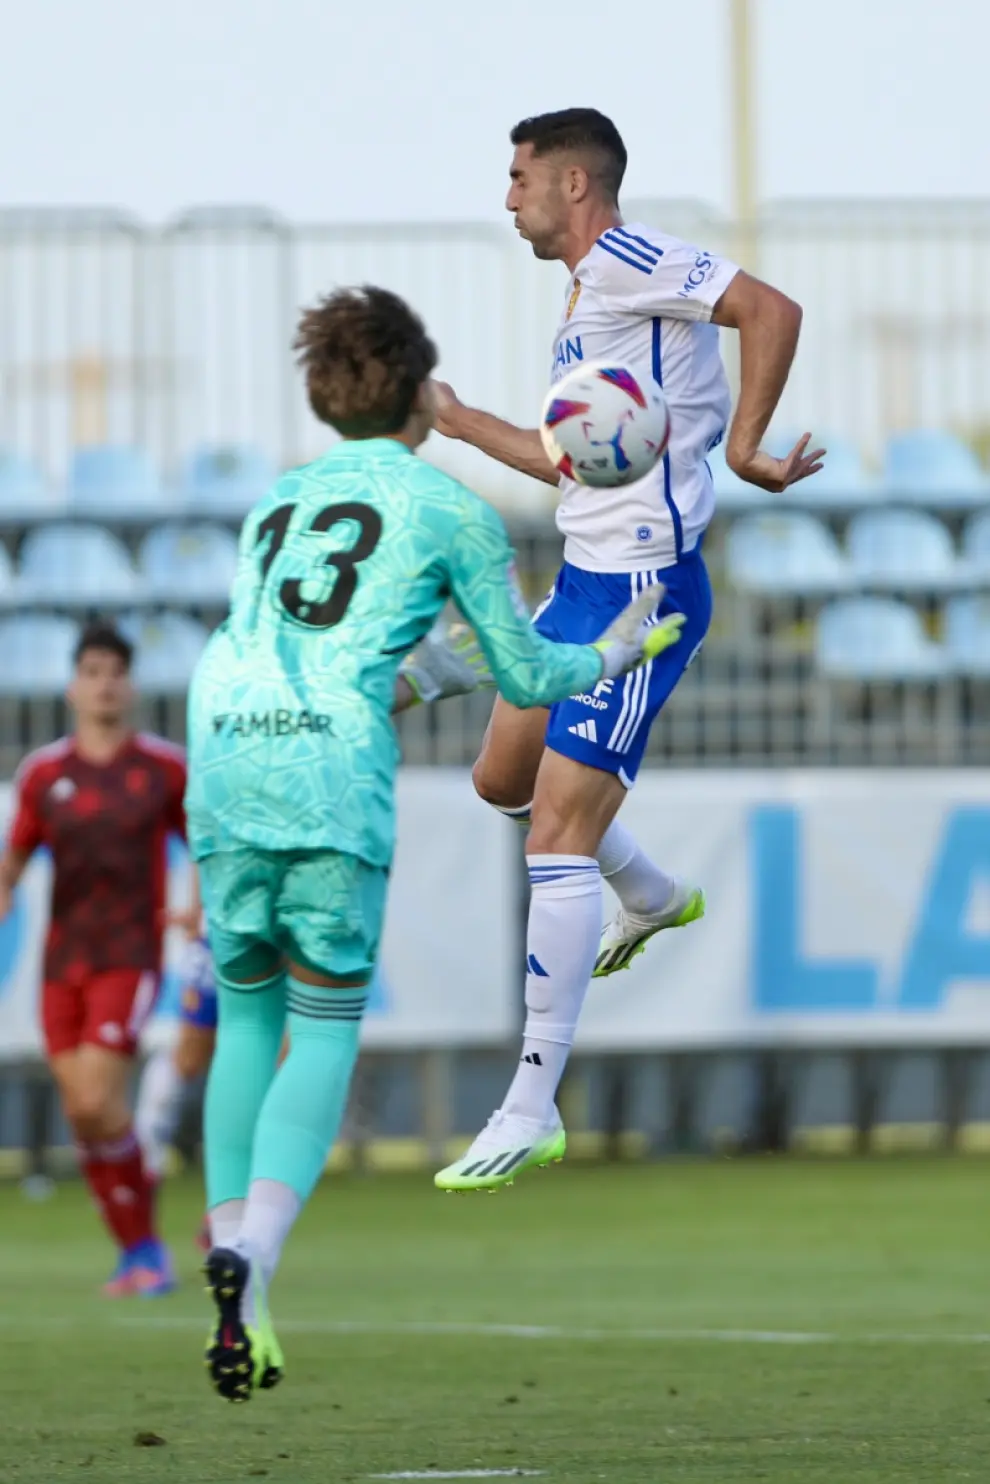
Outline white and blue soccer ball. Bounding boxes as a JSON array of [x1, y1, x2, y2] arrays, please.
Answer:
[[539, 361, 670, 488]]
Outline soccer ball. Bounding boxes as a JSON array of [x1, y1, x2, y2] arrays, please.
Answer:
[[539, 361, 670, 488]]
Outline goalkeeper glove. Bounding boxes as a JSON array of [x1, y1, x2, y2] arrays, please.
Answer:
[[592, 584, 687, 680], [400, 622, 494, 705]]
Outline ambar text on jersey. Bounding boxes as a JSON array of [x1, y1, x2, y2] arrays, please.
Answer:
[[211, 710, 335, 739]]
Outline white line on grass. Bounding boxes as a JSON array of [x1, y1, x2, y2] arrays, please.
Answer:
[[368, 1472, 545, 1479], [5, 1316, 984, 1345]]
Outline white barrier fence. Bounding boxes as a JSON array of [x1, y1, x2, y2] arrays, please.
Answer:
[[2, 770, 990, 1060]]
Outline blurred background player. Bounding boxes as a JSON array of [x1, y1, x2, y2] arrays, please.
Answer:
[[432, 108, 825, 1190], [187, 284, 681, 1400], [135, 898, 216, 1246], [0, 623, 184, 1295]]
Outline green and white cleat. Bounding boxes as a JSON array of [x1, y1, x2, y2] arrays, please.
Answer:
[[203, 1247, 284, 1402], [435, 1109, 566, 1192], [594, 882, 705, 979]]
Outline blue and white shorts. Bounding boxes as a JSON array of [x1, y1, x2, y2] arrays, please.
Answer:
[[532, 552, 712, 788], [178, 935, 218, 1031]]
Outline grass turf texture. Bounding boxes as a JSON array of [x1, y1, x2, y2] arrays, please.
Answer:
[[2, 1159, 989, 1482]]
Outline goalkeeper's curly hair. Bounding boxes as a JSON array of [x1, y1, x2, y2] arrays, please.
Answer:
[[293, 285, 438, 438]]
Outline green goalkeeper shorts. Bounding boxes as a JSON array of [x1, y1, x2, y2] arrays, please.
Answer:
[[197, 846, 388, 984]]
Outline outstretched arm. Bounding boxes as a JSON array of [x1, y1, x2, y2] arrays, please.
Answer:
[[431, 381, 559, 487]]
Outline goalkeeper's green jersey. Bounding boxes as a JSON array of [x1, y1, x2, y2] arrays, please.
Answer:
[[185, 438, 601, 868]]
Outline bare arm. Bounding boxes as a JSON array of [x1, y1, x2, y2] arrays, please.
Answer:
[[712, 271, 825, 493], [0, 846, 31, 919], [431, 381, 559, 487]]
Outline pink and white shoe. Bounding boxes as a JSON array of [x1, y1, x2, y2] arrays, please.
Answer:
[[102, 1252, 135, 1298]]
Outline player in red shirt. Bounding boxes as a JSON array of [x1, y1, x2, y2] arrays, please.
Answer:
[[0, 622, 185, 1296]]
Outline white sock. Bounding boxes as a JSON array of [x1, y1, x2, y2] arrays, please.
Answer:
[[596, 818, 675, 917], [494, 802, 674, 919], [134, 1049, 188, 1179], [210, 1197, 245, 1248], [494, 801, 532, 829], [232, 1178, 302, 1323], [502, 854, 602, 1124]]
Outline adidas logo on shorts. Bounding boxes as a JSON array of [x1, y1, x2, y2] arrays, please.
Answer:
[[567, 718, 598, 742]]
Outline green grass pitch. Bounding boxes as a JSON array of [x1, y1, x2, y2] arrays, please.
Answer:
[[2, 1158, 989, 1482]]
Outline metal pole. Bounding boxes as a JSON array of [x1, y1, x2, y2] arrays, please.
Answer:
[[729, 0, 759, 273]]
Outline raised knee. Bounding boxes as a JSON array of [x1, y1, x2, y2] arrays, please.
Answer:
[[472, 756, 509, 808]]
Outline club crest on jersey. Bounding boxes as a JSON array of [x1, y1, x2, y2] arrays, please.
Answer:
[[565, 279, 582, 321], [50, 777, 76, 802]]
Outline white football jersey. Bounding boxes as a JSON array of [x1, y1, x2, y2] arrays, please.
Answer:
[[549, 222, 740, 572]]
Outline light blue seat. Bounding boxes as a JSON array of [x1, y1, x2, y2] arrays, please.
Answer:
[[18, 523, 137, 604], [0, 614, 79, 694], [68, 446, 164, 516], [182, 444, 276, 516], [883, 430, 989, 507], [943, 595, 990, 676], [846, 508, 957, 590], [816, 598, 945, 680], [120, 611, 210, 691], [0, 449, 55, 516], [0, 544, 14, 605], [726, 512, 848, 594], [767, 431, 876, 508], [138, 523, 238, 603], [961, 510, 990, 578], [705, 442, 768, 512]]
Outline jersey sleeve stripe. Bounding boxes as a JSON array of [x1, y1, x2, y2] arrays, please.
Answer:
[[610, 226, 664, 261], [651, 319, 684, 561], [597, 236, 655, 274]]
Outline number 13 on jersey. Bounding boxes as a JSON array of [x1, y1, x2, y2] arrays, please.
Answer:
[[255, 501, 382, 630]]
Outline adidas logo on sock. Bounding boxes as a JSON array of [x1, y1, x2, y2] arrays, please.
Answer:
[[521, 1051, 543, 1066], [568, 718, 598, 742], [527, 953, 549, 978]]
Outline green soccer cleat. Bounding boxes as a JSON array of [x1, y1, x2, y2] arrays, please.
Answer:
[[434, 1109, 566, 1192], [203, 1248, 284, 1402], [594, 882, 705, 979]]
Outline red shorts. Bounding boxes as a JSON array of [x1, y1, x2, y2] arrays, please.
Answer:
[[41, 968, 160, 1059]]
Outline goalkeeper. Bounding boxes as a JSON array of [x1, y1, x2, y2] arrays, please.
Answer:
[[184, 284, 685, 1401]]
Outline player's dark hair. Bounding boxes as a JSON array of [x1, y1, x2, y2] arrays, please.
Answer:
[[293, 286, 438, 438], [73, 621, 133, 670], [510, 108, 628, 203]]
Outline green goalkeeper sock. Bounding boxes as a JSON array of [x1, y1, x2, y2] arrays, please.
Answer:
[[248, 976, 367, 1203], [203, 972, 286, 1209]]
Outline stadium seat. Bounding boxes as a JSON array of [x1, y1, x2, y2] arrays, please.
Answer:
[[120, 611, 210, 691], [961, 509, 990, 578], [138, 523, 239, 603], [943, 595, 990, 676], [882, 430, 990, 507], [846, 508, 958, 590], [67, 445, 164, 516], [18, 523, 137, 604], [705, 442, 768, 512], [768, 431, 876, 507], [0, 449, 54, 517], [816, 597, 945, 680], [0, 614, 79, 694], [0, 543, 14, 605], [726, 511, 849, 594], [182, 444, 276, 516]]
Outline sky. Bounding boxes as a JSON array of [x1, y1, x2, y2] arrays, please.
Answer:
[[0, 0, 986, 221]]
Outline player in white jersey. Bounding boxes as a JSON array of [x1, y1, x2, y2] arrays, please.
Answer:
[[432, 109, 824, 1190]]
